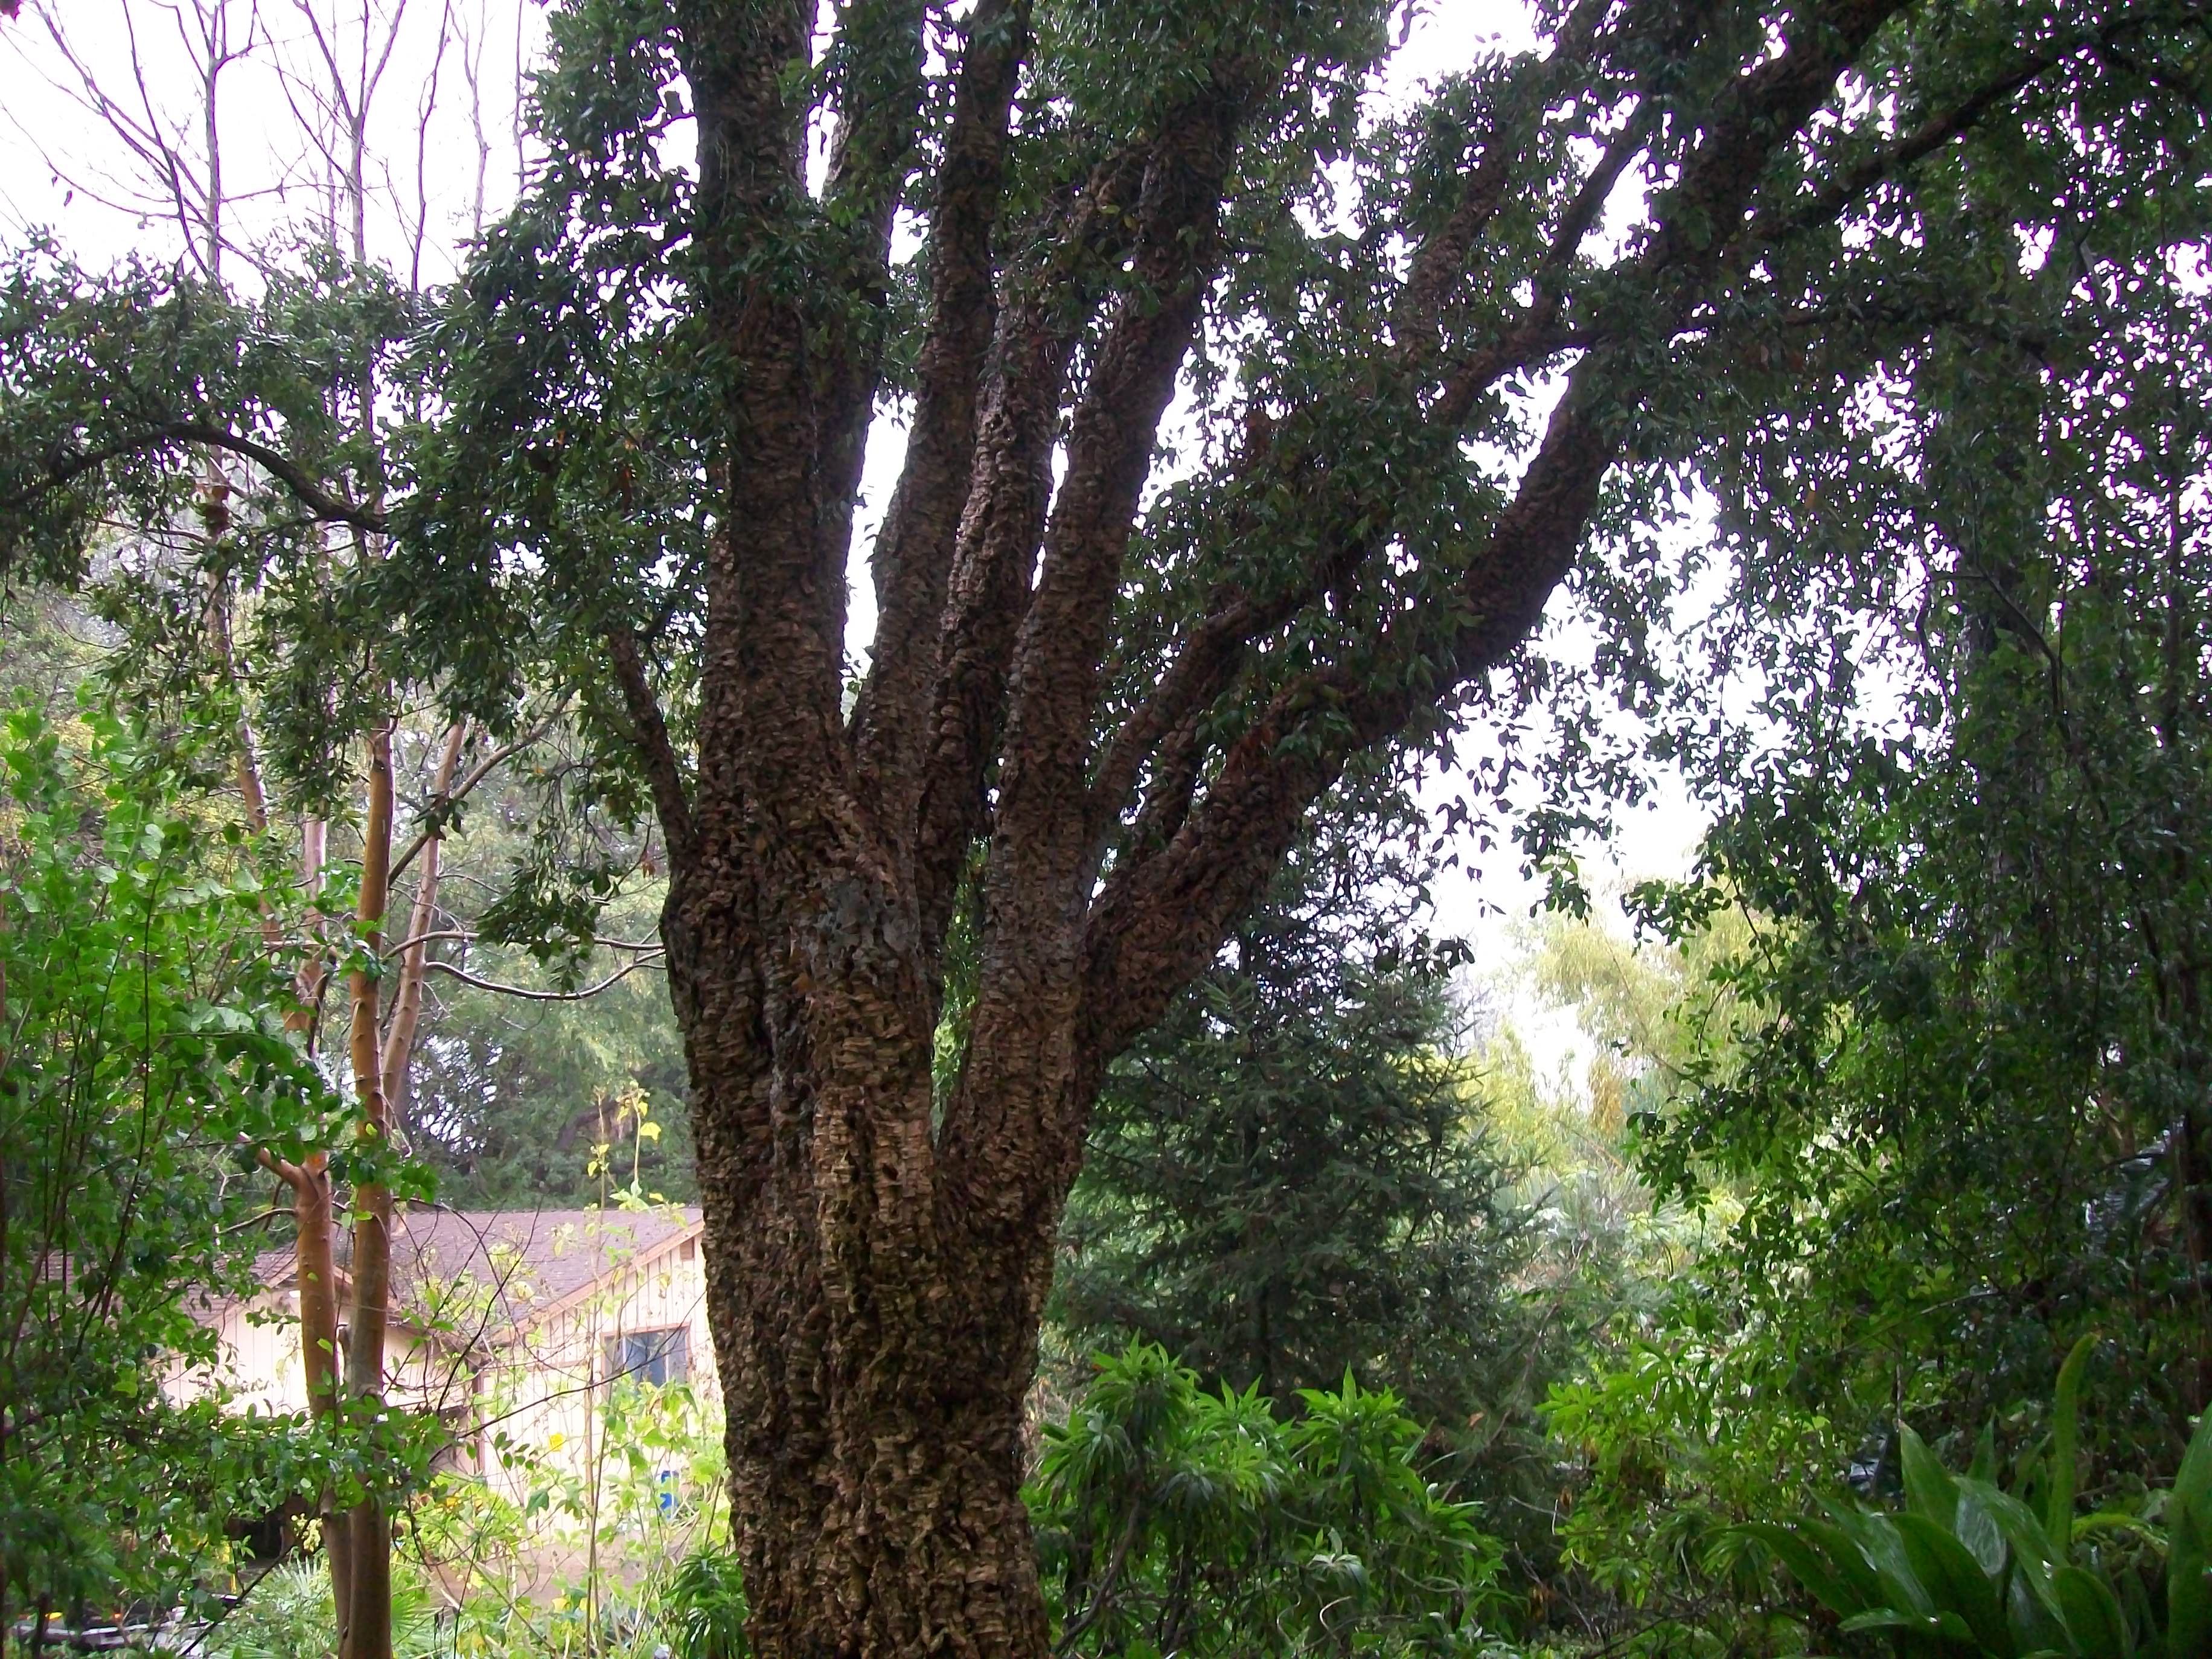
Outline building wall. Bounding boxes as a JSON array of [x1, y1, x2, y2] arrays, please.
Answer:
[[180, 1224, 720, 1516], [177, 1290, 453, 1419], [473, 1232, 720, 1507]]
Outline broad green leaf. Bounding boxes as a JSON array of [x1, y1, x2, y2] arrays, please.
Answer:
[[1840, 1606, 1947, 1636], [2171, 1488, 2210, 1659], [1971, 1421, 1999, 1486], [2047, 1334, 2096, 1546], [2173, 1408, 2212, 1539], [1956, 1488, 2007, 1579], [1738, 1522, 1874, 1617], [1894, 1512, 2010, 1655], [2051, 1564, 2127, 1659], [1904, 1424, 1962, 1532], [1826, 1505, 1937, 1616], [1961, 1477, 2065, 1576], [2007, 1565, 2072, 1659]]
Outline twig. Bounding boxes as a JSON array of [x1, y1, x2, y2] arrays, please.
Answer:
[[421, 954, 664, 1002]]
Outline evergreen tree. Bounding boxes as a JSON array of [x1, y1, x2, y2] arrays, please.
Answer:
[[1056, 833, 1526, 1427]]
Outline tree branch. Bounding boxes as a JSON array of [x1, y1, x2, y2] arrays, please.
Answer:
[[940, 71, 1258, 1203], [388, 718, 552, 883], [5, 416, 382, 534], [606, 625, 697, 867], [1079, 0, 1919, 1060], [907, 145, 1148, 953], [851, 0, 1030, 818], [1747, 7, 2190, 249], [813, 0, 929, 600], [1395, 0, 1619, 353], [423, 953, 665, 1002]]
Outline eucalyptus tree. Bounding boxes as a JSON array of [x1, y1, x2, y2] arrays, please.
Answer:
[[5, 0, 2211, 1654]]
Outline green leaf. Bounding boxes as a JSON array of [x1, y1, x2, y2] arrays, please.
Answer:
[[1894, 1512, 2009, 1655], [1827, 1507, 1937, 1617], [1904, 1424, 1962, 1531], [1971, 1421, 2000, 1486], [1840, 1606, 1949, 1637], [2170, 1485, 2210, 1659], [2047, 1334, 2096, 1546], [1738, 1521, 1875, 1617], [2051, 1565, 2128, 1659], [2173, 1408, 2212, 1539], [1956, 1488, 2007, 1579]]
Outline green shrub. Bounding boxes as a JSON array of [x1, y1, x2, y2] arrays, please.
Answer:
[[211, 1558, 440, 1659], [659, 1546, 750, 1659], [1741, 1339, 2212, 1658], [1030, 1342, 1506, 1658]]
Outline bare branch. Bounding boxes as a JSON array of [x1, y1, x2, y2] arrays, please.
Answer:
[[388, 717, 553, 881], [423, 953, 665, 1002], [380, 928, 665, 959]]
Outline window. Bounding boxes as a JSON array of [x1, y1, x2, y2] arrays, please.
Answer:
[[606, 1326, 689, 1387]]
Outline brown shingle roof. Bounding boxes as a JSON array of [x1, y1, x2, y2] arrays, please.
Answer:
[[246, 1206, 701, 1340]]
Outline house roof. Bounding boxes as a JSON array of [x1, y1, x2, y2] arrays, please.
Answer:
[[248, 1205, 702, 1342]]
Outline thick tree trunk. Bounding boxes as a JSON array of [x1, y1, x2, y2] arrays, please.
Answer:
[[668, 893, 1078, 1659]]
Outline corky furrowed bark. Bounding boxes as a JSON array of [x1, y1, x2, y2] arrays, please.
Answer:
[[909, 145, 1146, 959], [654, 31, 1270, 1658], [814, 0, 929, 604], [672, 15, 1018, 1654], [629, 7, 1957, 1658], [852, 0, 1029, 836], [941, 77, 1251, 1217]]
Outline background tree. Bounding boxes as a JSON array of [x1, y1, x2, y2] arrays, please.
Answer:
[[0, 10, 561, 1657], [5, 1, 2211, 1653], [1625, 62, 2212, 1454], [1055, 816, 1527, 1430], [1536, 104, 2212, 1629]]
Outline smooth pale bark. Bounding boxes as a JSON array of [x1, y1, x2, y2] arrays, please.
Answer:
[[255, 717, 459, 1659], [336, 718, 394, 1659]]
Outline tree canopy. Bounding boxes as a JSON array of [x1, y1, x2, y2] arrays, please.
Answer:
[[5, 0, 2211, 1654]]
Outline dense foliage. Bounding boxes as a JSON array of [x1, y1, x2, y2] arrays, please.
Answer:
[[1745, 1340, 2212, 1659], [0, 698, 328, 1627], [1031, 1344, 1505, 1659], [1057, 826, 1526, 1427]]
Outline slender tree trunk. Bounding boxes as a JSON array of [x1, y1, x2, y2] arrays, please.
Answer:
[[298, 1156, 354, 1639], [340, 718, 395, 1659], [380, 721, 465, 1108]]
